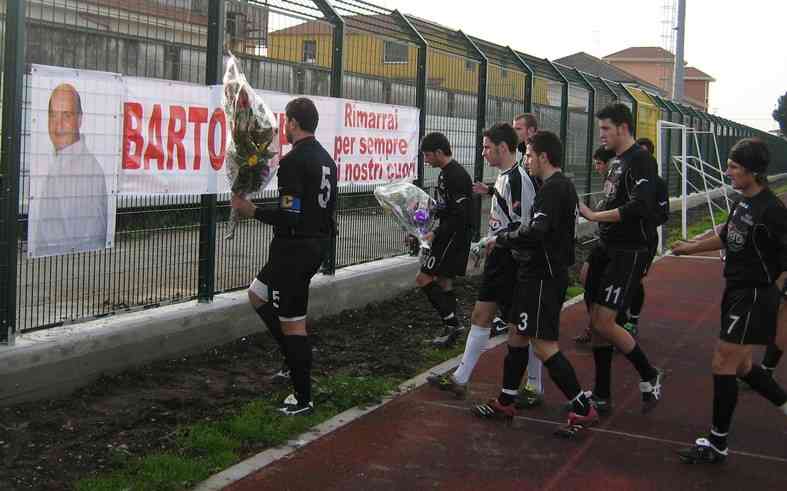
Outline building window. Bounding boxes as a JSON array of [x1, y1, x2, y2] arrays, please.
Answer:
[[302, 40, 317, 64], [383, 40, 408, 64]]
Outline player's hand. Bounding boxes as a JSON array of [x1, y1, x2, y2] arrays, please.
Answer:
[[231, 194, 256, 218], [473, 182, 490, 195], [578, 202, 595, 221], [671, 240, 694, 256]]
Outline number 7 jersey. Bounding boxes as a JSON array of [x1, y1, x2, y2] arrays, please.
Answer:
[[274, 136, 338, 239]]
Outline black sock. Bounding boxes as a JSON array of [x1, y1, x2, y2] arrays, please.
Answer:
[[762, 344, 784, 371], [421, 283, 455, 323], [499, 345, 529, 405], [444, 288, 457, 317], [629, 283, 645, 322], [544, 352, 589, 416], [624, 343, 658, 381], [256, 303, 287, 361], [710, 374, 737, 450], [284, 335, 312, 404], [741, 365, 787, 407], [593, 345, 614, 399]]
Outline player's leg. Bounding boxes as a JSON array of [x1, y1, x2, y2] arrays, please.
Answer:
[[249, 268, 290, 383]]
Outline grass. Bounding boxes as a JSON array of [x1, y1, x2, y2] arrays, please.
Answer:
[[75, 375, 398, 491]]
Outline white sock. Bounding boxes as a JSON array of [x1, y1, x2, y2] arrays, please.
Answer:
[[452, 325, 489, 384], [526, 345, 544, 394], [781, 402, 787, 416]]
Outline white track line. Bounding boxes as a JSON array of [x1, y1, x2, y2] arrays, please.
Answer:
[[423, 400, 787, 464]]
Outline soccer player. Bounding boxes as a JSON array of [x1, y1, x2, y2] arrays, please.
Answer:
[[636, 137, 655, 156], [427, 123, 535, 398], [513, 113, 539, 171], [417, 132, 474, 347], [673, 138, 787, 463], [473, 130, 599, 437], [578, 103, 664, 415], [232, 97, 337, 416], [574, 145, 617, 346]]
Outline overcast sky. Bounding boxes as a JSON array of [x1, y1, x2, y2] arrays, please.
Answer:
[[374, 0, 784, 132]]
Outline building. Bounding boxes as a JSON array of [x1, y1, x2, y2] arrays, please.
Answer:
[[601, 46, 715, 111]]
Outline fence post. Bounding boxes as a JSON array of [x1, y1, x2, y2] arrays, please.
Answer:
[[459, 31, 487, 241], [0, 0, 26, 344], [197, 0, 225, 303], [546, 59, 569, 164], [395, 11, 427, 190], [313, 0, 344, 274], [507, 47, 533, 114], [575, 69, 596, 206], [619, 83, 638, 137]]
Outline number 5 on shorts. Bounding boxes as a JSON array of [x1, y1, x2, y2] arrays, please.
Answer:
[[727, 314, 740, 335]]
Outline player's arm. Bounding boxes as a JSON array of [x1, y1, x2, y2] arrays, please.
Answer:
[[765, 204, 787, 292], [434, 172, 471, 236], [497, 188, 556, 249], [253, 162, 303, 230], [671, 223, 726, 255]]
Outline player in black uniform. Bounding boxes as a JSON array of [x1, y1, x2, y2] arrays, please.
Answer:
[[579, 103, 663, 415], [473, 130, 599, 436], [232, 97, 337, 416], [673, 138, 787, 463], [416, 132, 474, 348], [427, 123, 535, 398]]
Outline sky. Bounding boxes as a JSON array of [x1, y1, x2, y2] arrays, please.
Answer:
[[373, 0, 785, 132]]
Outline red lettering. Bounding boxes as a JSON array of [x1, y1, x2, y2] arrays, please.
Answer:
[[188, 107, 208, 170], [208, 109, 226, 171], [144, 104, 165, 170], [122, 102, 143, 170], [166, 105, 187, 170], [398, 139, 407, 155]]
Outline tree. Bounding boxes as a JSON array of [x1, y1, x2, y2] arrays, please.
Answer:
[[774, 92, 787, 135]]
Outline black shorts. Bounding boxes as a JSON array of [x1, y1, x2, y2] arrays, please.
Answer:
[[420, 230, 471, 278], [643, 240, 658, 276], [256, 237, 324, 321], [584, 245, 650, 314], [511, 273, 568, 341], [720, 285, 779, 345], [478, 246, 517, 321]]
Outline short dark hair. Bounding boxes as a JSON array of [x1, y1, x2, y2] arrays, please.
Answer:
[[285, 97, 319, 133], [528, 130, 562, 167], [636, 137, 655, 155], [593, 145, 615, 163], [596, 102, 635, 135], [420, 132, 452, 156], [483, 123, 518, 152], [514, 113, 538, 131], [730, 138, 769, 179]]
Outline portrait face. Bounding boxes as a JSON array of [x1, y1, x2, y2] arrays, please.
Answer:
[[725, 160, 754, 190], [482, 136, 503, 168], [422, 150, 443, 168], [598, 118, 624, 152], [48, 85, 82, 151], [593, 159, 608, 177]]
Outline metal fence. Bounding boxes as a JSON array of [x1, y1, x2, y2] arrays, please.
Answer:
[[1, 0, 786, 341]]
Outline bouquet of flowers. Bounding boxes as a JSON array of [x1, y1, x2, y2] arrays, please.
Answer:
[[374, 181, 437, 251], [223, 54, 279, 240]]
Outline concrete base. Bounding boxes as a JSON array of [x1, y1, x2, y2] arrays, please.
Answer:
[[0, 255, 421, 406]]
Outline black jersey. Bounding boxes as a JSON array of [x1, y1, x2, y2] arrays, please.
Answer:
[[720, 188, 787, 288], [497, 171, 578, 279], [254, 136, 338, 239], [434, 160, 473, 238], [598, 144, 660, 248]]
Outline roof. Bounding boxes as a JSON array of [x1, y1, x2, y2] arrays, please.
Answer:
[[554, 52, 664, 95], [603, 46, 674, 60], [685, 66, 716, 81]]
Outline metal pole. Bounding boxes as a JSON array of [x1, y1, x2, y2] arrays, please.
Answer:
[[507, 47, 534, 113], [0, 0, 25, 344], [197, 0, 225, 303], [681, 125, 688, 240], [673, 0, 686, 102], [575, 69, 596, 206], [619, 83, 639, 136], [396, 12, 428, 189], [546, 59, 569, 159]]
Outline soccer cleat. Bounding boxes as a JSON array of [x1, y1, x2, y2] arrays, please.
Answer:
[[270, 363, 291, 385], [677, 438, 728, 464], [640, 367, 664, 414], [562, 391, 612, 415], [278, 397, 314, 416], [515, 384, 544, 409], [431, 324, 466, 348], [554, 406, 600, 438], [426, 372, 468, 399], [489, 317, 508, 338], [472, 398, 516, 421]]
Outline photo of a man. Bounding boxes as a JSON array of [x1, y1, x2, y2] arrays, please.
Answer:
[[29, 83, 109, 257]]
